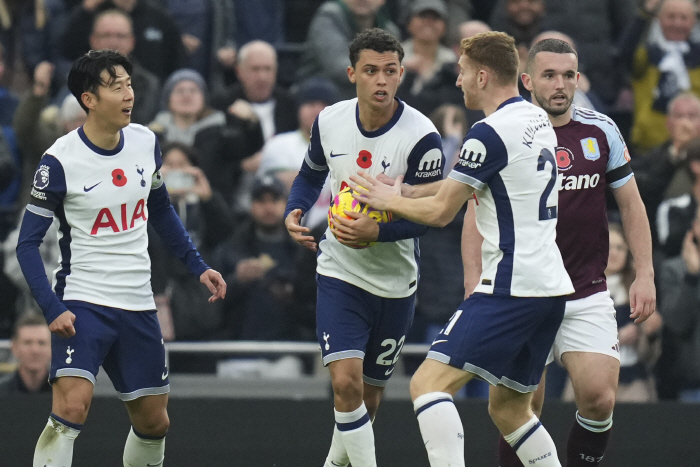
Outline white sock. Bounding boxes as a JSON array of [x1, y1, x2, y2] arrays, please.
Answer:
[[324, 424, 350, 467], [505, 415, 560, 467], [335, 403, 376, 467], [123, 427, 166, 467], [413, 392, 465, 467], [33, 414, 82, 467]]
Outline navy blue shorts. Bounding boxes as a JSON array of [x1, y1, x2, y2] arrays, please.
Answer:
[[50, 300, 169, 401], [427, 293, 566, 393], [316, 274, 415, 387]]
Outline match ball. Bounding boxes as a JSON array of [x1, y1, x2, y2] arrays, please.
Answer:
[[328, 186, 392, 249]]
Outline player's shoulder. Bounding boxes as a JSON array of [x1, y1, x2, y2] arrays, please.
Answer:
[[123, 123, 157, 142], [570, 106, 624, 140], [483, 98, 551, 135], [317, 98, 356, 127], [45, 128, 82, 162]]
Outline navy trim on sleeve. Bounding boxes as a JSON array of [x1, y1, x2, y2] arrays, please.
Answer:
[[284, 161, 328, 219], [450, 123, 509, 188], [147, 185, 209, 277], [154, 134, 163, 171], [306, 116, 327, 169], [16, 210, 68, 324], [403, 132, 445, 185], [29, 154, 66, 212]]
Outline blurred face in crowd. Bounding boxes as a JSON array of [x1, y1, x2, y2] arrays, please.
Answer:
[[251, 192, 287, 229], [90, 12, 135, 58], [237, 41, 277, 103], [666, 96, 700, 143], [408, 10, 447, 44], [12, 325, 51, 375], [507, 0, 545, 27], [606, 228, 629, 276], [169, 80, 205, 119], [162, 147, 192, 171], [112, 0, 138, 12], [343, 0, 385, 17], [522, 51, 579, 117], [659, 0, 696, 42], [348, 49, 403, 114], [298, 100, 327, 135]]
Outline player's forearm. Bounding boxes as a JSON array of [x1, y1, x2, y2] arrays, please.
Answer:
[[386, 195, 452, 227], [620, 196, 654, 277], [403, 180, 443, 198]]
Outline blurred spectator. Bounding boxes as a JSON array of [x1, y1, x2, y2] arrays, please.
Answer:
[[284, 0, 325, 43], [0, 129, 16, 193], [150, 68, 258, 207], [258, 77, 339, 190], [492, 0, 635, 106], [656, 135, 700, 258], [89, 8, 160, 124], [214, 175, 313, 341], [0, 43, 18, 125], [233, 0, 284, 47], [454, 20, 490, 51], [0, 313, 51, 395], [13, 67, 86, 210], [619, 0, 700, 153], [60, 0, 185, 82], [633, 92, 700, 249], [428, 103, 466, 174], [606, 223, 659, 402], [0, 0, 67, 95], [391, 0, 473, 48], [148, 142, 233, 341], [656, 206, 700, 400], [489, 0, 548, 55], [399, 0, 456, 98], [296, 0, 400, 100], [213, 40, 296, 142]]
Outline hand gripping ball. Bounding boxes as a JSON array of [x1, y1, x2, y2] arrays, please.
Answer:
[[328, 186, 392, 249]]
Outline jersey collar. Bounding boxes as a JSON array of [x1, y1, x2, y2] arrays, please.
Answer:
[[78, 126, 125, 156], [497, 96, 524, 110], [355, 98, 404, 138]]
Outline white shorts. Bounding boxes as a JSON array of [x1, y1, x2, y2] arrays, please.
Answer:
[[547, 290, 620, 365]]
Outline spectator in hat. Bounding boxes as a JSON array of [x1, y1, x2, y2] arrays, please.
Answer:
[[400, 0, 457, 97], [150, 68, 260, 207], [213, 175, 314, 340]]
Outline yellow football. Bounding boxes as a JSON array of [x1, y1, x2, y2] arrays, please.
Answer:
[[328, 186, 392, 249]]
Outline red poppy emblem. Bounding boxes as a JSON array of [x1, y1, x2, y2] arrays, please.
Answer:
[[112, 168, 127, 187], [556, 148, 574, 171], [357, 150, 373, 169]]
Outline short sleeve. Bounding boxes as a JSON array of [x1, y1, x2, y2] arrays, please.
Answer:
[[449, 122, 508, 190], [28, 154, 66, 212], [304, 116, 327, 172], [151, 135, 164, 190], [603, 119, 633, 188], [403, 132, 445, 185]]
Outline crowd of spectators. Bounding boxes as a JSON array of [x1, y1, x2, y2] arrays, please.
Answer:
[[2, 0, 700, 402]]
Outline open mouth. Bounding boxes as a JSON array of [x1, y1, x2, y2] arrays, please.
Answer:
[[374, 90, 388, 100], [122, 107, 132, 116], [551, 94, 567, 105]]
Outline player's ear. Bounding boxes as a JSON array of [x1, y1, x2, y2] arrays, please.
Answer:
[[347, 66, 356, 84], [81, 91, 96, 111], [521, 72, 533, 91]]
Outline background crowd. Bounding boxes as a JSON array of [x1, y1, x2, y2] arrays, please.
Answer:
[[1, 0, 700, 403]]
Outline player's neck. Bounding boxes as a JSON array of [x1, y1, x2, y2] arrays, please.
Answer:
[[482, 86, 520, 117], [82, 118, 122, 151], [548, 107, 573, 127], [358, 99, 398, 132]]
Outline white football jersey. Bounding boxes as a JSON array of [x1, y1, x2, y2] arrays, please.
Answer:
[[306, 99, 444, 298], [27, 124, 162, 310], [449, 97, 574, 297]]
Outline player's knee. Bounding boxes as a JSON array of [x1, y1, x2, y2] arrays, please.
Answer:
[[331, 373, 363, 403], [56, 398, 91, 424], [578, 388, 615, 420], [134, 412, 170, 437]]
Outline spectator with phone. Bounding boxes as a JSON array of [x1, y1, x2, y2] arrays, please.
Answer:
[[148, 142, 234, 341]]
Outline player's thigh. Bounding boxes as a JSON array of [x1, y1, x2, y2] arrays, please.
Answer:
[[316, 275, 374, 367], [52, 376, 95, 424], [552, 291, 620, 363], [561, 351, 619, 410], [410, 358, 473, 400], [363, 292, 415, 387], [50, 301, 119, 386], [102, 308, 170, 402], [124, 393, 170, 436]]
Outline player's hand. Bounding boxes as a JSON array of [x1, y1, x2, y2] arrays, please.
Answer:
[[376, 173, 415, 198], [349, 171, 403, 211], [285, 209, 317, 251], [330, 211, 379, 247], [200, 269, 227, 302], [49, 311, 76, 338], [629, 273, 656, 324]]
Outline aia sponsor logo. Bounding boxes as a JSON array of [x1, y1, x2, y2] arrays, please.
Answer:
[[556, 147, 574, 171]]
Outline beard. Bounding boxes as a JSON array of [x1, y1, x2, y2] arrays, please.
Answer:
[[532, 91, 573, 117]]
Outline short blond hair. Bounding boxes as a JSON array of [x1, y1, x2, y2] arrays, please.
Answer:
[[460, 31, 519, 85]]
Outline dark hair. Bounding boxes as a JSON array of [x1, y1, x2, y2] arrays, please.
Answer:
[[12, 313, 48, 340], [349, 28, 404, 68], [460, 31, 519, 85], [67, 49, 133, 113], [526, 38, 578, 72], [161, 141, 201, 167]]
